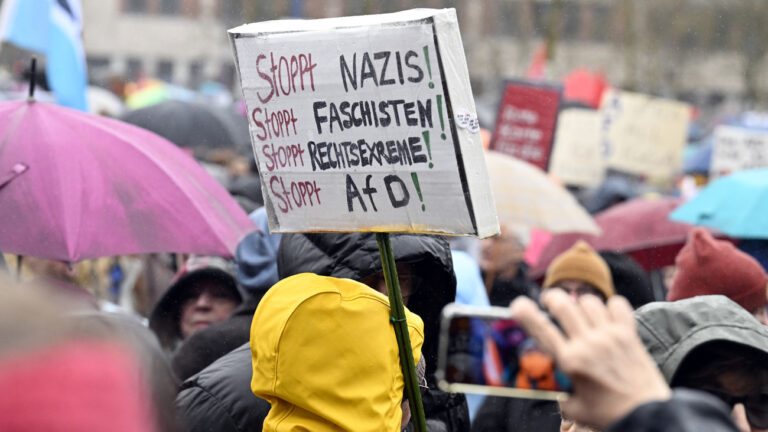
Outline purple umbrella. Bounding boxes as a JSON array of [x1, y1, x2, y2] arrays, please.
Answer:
[[0, 100, 256, 261]]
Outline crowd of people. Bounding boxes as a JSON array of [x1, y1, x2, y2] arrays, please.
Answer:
[[2, 1, 766, 430], [3, 195, 768, 432], [2, 34, 767, 432]]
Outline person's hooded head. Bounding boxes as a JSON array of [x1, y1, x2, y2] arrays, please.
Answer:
[[149, 256, 242, 350], [668, 228, 768, 322], [250, 273, 424, 431], [636, 295, 768, 431], [543, 241, 614, 302], [276, 232, 455, 377]]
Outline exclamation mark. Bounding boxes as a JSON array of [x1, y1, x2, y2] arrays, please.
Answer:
[[436, 94, 446, 140], [411, 173, 425, 211], [423, 46, 434, 89], [422, 131, 433, 169]]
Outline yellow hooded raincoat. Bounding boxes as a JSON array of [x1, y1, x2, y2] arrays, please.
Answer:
[[250, 273, 425, 432]]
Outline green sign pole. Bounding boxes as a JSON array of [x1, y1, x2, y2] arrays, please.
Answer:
[[376, 232, 427, 432]]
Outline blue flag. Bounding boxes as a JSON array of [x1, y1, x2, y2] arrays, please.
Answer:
[[0, 0, 89, 111]]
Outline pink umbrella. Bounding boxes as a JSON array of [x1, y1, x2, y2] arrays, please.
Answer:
[[0, 100, 256, 261]]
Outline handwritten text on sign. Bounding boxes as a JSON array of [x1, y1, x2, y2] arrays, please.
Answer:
[[234, 19, 476, 233], [710, 126, 768, 178]]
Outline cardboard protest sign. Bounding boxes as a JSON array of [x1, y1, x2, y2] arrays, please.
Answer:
[[230, 9, 498, 237], [710, 125, 768, 178], [600, 90, 689, 181], [489, 81, 561, 171], [548, 109, 604, 187]]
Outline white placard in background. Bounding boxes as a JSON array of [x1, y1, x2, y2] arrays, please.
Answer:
[[549, 108, 604, 187], [600, 90, 690, 181], [710, 125, 768, 178]]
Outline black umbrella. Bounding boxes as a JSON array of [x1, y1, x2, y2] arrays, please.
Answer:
[[121, 100, 251, 158]]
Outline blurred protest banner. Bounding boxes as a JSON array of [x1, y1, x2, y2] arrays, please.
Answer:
[[489, 81, 561, 171], [549, 109, 604, 187], [710, 125, 768, 178], [600, 90, 689, 181], [230, 9, 498, 237]]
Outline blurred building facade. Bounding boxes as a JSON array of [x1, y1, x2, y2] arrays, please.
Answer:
[[69, 0, 768, 110]]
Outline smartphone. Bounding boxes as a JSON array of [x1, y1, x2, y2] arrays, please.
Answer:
[[436, 303, 572, 400]]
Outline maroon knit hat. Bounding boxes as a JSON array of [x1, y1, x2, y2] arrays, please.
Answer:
[[668, 228, 768, 312]]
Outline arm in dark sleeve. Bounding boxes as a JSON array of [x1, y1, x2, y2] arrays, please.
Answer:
[[606, 389, 739, 432], [471, 396, 509, 432], [471, 397, 560, 432]]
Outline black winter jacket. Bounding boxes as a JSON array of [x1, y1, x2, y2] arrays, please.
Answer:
[[606, 389, 739, 432], [471, 397, 560, 432], [176, 344, 269, 432]]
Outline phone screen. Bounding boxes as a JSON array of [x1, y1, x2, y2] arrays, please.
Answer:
[[437, 305, 571, 399]]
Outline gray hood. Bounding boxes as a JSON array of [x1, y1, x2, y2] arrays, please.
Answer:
[[635, 295, 768, 383]]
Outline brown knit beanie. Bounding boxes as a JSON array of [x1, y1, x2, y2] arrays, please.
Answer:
[[543, 241, 614, 298], [667, 228, 768, 312]]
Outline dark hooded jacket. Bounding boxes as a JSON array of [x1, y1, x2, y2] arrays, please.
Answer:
[[176, 343, 270, 432], [635, 295, 768, 384], [484, 261, 540, 307], [471, 396, 560, 432], [149, 266, 242, 353], [277, 232, 469, 432]]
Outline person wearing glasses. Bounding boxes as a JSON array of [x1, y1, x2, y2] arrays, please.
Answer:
[[635, 295, 768, 432], [542, 241, 614, 303], [473, 241, 614, 432]]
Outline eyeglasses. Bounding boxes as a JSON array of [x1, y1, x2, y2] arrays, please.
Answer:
[[361, 271, 419, 302], [550, 283, 605, 300], [702, 388, 768, 429]]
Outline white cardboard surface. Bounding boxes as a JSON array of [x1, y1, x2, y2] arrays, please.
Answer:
[[600, 90, 689, 181], [549, 108, 604, 187], [710, 125, 768, 178], [230, 9, 498, 237]]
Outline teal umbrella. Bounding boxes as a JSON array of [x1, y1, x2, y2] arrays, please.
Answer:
[[670, 168, 768, 238]]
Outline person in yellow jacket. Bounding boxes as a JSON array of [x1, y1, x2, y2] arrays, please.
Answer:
[[250, 273, 425, 432]]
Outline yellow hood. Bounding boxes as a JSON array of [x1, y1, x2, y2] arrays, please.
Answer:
[[250, 273, 424, 432]]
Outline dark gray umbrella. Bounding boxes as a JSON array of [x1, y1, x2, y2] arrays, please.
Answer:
[[120, 100, 251, 159]]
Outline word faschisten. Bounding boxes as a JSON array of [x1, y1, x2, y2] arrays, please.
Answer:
[[313, 98, 433, 134], [308, 137, 428, 172]]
